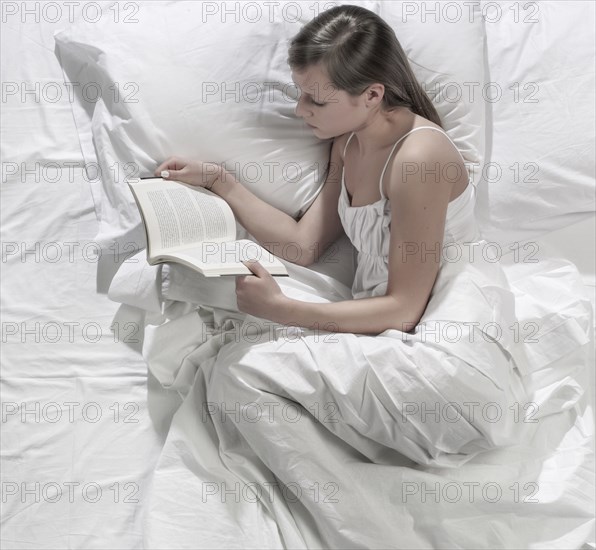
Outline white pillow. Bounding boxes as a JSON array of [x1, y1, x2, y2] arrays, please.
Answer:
[[54, 0, 487, 240], [476, 0, 595, 249], [54, 0, 331, 251], [56, 0, 487, 306]]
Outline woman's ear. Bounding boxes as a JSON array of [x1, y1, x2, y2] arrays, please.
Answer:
[[365, 83, 385, 106]]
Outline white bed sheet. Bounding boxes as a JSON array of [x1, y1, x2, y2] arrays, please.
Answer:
[[1, 2, 594, 550], [0, 8, 179, 549]]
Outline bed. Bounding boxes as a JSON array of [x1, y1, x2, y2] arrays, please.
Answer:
[[1, 1, 594, 548]]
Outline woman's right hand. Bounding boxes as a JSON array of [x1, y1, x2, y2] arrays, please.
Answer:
[[154, 156, 222, 189]]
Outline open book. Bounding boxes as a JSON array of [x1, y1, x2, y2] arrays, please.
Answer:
[[127, 177, 289, 277]]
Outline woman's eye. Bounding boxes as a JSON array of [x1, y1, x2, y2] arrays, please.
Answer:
[[295, 90, 325, 107]]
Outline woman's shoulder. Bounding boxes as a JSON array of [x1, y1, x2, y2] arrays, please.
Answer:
[[397, 121, 458, 163], [385, 120, 468, 199]]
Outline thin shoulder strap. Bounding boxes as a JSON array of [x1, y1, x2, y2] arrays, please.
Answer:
[[378, 126, 466, 199], [343, 132, 355, 158]]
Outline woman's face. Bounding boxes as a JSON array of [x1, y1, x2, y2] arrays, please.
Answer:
[[291, 63, 368, 138]]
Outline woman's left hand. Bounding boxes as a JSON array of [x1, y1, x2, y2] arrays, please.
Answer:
[[235, 260, 289, 323]]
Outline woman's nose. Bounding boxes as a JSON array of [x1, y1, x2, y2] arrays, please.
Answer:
[[294, 96, 311, 119]]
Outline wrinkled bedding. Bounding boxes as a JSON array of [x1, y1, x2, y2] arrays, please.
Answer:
[[2, 1, 595, 548], [108, 240, 594, 548]]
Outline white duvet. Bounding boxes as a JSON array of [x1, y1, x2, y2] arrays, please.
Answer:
[[109, 244, 594, 549], [1, 1, 594, 548]]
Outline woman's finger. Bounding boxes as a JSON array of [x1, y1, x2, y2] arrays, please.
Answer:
[[154, 157, 185, 176], [161, 166, 187, 180], [242, 260, 266, 278]]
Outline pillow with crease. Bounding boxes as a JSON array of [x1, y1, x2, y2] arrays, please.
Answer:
[[55, 0, 487, 308]]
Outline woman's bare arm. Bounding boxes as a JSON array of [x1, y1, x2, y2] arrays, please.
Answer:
[[214, 136, 346, 267], [273, 137, 457, 335], [211, 171, 308, 265], [278, 294, 417, 335]]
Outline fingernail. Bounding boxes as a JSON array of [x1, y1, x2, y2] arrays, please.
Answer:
[[161, 170, 169, 178]]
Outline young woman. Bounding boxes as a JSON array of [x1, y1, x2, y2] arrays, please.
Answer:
[[155, 4, 477, 337], [154, 6, 530, 547]]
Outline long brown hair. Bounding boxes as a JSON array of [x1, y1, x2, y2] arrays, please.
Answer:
[[287, 4, 443, 128]]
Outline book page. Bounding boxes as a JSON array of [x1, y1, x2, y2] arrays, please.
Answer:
[[129, 178, 237, 258], [160, 240, 288, 277]]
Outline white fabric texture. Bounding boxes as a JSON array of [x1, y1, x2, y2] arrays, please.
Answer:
[[2, 1, 595, 549], [52, 0, 488, 254], [1, 5, 170, 548], [135, 247, 593, 548], [475, 0, 595, 248]]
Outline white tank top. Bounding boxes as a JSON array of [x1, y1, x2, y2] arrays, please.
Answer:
[[337, 126, 479, 299]]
